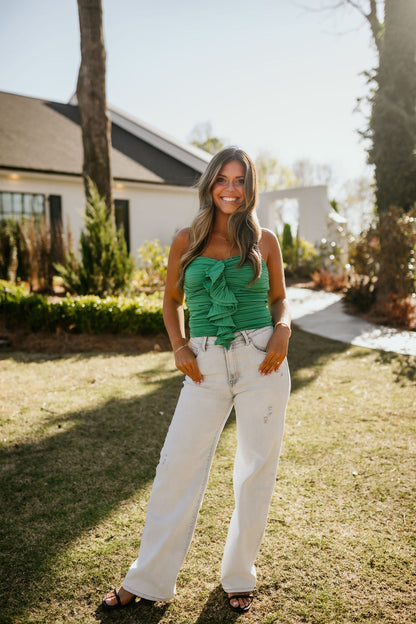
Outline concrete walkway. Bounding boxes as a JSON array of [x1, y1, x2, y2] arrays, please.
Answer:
[[286, 287, 416, 356]]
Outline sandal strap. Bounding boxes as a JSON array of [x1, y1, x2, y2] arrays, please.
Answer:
[[113, 588, 122, 607]]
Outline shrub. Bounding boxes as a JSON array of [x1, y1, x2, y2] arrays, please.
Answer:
[[0, 278, 30, 297], [318, 237, 343, 274], [133, 239, 170, 292], [376, 294, 416, 329], [56, 181, 135, 297], [295, 237, 320, 278], [345, 206, 416, 323], [344, 275, 378, 312], [0, 217, 65, 291], [279, 225, 319, 279], [376, 206, 416, 300], [311, 269, 347, 292], [0, 285, 166, 335]]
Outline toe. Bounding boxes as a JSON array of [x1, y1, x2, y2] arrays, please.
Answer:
[[103, 591, 117, 606]]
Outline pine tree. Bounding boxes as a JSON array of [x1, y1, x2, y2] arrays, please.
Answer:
[[56, 181, 135, 296]]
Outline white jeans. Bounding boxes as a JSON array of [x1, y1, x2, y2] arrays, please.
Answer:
[[123, 327, 290, 601]]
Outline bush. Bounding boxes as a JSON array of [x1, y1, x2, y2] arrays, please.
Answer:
[[376, 206, 416, 300], [279, 225, 319, 279], [318, 237, 343, 274], [344, 275, 378, 312], [311, 269, 347, 292], [345, 206, 416, 323], [0, 284, 166, 335], [0, 217, 65, 291], [133, 239, 170, 292], [56, 181, 135, 297]]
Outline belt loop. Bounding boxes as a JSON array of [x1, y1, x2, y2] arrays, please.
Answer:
[[202, 336, 208, 351], [241, 330, 250, 346]]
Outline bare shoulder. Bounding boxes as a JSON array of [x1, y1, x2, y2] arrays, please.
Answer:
[[259, 228, 280, 260], [170, 227, 191, 256]]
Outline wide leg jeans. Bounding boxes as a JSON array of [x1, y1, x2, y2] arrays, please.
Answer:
[[123, 326, 291, 601]]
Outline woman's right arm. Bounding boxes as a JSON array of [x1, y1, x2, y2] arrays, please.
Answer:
[[163, 229, 203, 384]]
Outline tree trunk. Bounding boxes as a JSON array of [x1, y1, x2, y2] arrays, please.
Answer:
[[76, 0, 113, 210], [369, 0, 416, 213]]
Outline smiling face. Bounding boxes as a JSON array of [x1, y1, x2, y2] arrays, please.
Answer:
[[211, 160, 246, 216]]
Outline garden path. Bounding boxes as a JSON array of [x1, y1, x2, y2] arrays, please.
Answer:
[[287, 286, 416, 356]]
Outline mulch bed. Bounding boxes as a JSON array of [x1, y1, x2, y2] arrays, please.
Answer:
[[0, 323, 172, 354]]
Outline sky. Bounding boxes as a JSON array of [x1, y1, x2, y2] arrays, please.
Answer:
[[0, 0, 380, 196]]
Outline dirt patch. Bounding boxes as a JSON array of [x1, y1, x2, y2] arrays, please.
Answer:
[[0, 324, 172, 354]]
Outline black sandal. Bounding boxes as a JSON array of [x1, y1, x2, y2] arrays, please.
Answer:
[[102, 587, 136, 609], [228, 592, 254, 613]]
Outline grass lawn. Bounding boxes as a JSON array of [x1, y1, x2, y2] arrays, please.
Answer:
[[0, 329, 415, 624]]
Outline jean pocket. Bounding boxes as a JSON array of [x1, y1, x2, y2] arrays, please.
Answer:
[[248, 326, 273, 354], [189, 337, 203, 357]]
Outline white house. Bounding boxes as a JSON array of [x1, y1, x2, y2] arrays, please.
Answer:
[[0, 90, 210, 259], [0, 90, 337, 258]]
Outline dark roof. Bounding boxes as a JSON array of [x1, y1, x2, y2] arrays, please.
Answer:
[[0, 91, 210, 186]]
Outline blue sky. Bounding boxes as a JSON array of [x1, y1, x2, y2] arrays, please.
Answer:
[[0, 0, 379, 192]]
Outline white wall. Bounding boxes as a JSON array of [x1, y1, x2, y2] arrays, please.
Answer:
[[0, 170, 200, 263], [114, 181, 199, 259], [258, 185, 333, 244]]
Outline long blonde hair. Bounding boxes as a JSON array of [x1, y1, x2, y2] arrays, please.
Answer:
[[179, 147, 262, 285]]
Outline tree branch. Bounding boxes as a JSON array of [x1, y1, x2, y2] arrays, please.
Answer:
[[345, 0, 382, 53]]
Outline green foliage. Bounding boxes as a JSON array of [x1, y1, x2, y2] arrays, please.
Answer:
[[0, 278, 29, 297], [281, 223, 295, 268], [56, 181, 135, 296], [318, 237, 343, 274], [279, 224, 319, 278], [255, 151, 296, 191], [133, 239, 170, 292], [0, 285, 165, 334], [189, 122, 224, 155]]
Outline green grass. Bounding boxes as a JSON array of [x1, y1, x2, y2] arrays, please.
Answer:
[[0, 329, 415, 624]]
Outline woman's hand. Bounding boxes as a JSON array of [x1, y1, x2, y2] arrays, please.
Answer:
[[258, 325, 291, 376], [174, 345, 204, 384]]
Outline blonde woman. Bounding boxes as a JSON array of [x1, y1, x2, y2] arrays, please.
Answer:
[[103, 147, 291, 614]]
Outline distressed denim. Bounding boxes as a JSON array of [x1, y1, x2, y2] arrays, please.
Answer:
[[123, 326, 290, 601]]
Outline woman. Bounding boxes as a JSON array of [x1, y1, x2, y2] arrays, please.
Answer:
[[103, 147, 291, 613]]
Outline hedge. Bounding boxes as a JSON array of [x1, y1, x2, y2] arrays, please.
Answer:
[[0, 281, 167, 335]]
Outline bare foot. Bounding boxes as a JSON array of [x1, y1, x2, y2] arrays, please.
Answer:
[[103, 586, 135, 607], [228, 592, 253, 611]]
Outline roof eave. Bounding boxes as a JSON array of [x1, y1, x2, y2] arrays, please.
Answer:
[[108, 104, 211, 174]]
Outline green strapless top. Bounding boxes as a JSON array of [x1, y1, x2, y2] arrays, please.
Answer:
[[183, 255, 272, 348]]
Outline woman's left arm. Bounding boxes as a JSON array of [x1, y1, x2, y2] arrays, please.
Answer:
[[259, 229, 291, 376]]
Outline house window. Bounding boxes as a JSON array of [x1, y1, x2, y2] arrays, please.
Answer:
[[114, 199, 130, 252], [0, 192, 45, 221]]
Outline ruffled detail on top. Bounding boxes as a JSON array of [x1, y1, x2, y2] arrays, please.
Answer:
[[202, 260, 238, 348]]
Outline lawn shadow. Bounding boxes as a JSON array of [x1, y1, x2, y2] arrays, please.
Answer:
[[193, 584, 241, 624], [375, 350, 416, 384], [95, 598, 170, 624], [288, 327, 349, 393], [0, 355, 243, 623], [0, 369, 180, 620]]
